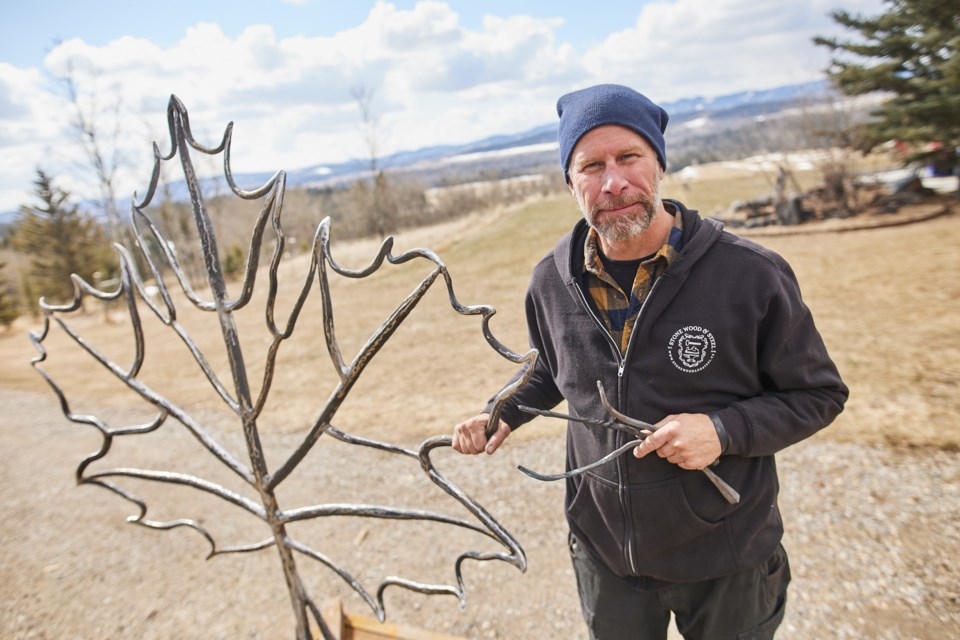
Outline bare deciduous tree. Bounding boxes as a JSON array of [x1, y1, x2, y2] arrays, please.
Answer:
[[59, 63, 129, 252], [350, 84, 396, 239]]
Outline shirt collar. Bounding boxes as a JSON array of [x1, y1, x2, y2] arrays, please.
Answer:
[[583, 204, 684, 278]]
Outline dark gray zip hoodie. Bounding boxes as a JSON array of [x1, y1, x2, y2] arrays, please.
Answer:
[[491, 201, 848, 581]]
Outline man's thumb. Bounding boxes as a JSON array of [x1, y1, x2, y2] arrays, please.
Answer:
[[485, 422, 509, 454]]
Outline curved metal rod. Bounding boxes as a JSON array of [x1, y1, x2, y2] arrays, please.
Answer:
[[88, 468, 266, 518], [279, 503, 495, 539], [267, 220, 538, 490], [596, 380, 656, 431], [286, 537, 383, 620], [598, 381, 739, 503], [377, 577, 464, 612], [418, 435, 526, 574], [212, 538, 276, 557], [322, 424, 417, 457], [519, 381, 740, 504], [518, 440, 641, 481]]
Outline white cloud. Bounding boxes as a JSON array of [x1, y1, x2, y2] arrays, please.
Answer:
[[0, 61, 85, 210], [377, 0, 463, 50], [0, 0, 886, 211], [582, 0, 884, 101]]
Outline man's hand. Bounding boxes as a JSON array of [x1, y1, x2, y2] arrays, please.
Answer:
[[632, 413, 721, 469], [452, 413, 511, 455]]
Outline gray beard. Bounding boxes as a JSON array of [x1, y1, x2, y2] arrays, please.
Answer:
[[579, 184, 662, 242]]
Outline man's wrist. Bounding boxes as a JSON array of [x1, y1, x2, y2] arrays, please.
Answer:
[[709, 413, 729, 455]]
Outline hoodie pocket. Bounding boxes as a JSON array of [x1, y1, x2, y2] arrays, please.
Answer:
[[627, 478, 720, 549], [627, 479, 739, 580], [568, 473, 731, 580]]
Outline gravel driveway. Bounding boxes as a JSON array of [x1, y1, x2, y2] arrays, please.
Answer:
[[1, 387, 957, 639]]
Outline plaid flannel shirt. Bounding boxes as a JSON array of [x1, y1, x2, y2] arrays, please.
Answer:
[[583, 211, 684, 353]]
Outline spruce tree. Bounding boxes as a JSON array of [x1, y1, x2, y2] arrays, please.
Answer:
[[0, 258, 19, 328], [814, 0, 960, 171], [13, 170, 113, 307]]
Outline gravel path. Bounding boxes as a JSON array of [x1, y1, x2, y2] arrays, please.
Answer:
[[2, 388, 957, 639]]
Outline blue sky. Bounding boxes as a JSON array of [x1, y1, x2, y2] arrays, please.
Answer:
[[0, 0, 621, 69], [0, 0, 884, 211]]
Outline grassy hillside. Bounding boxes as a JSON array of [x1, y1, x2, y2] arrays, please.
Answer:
[[1, 171, 956, 451]]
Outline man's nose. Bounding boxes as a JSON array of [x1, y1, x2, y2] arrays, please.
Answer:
[[601, 164, 628, 193]]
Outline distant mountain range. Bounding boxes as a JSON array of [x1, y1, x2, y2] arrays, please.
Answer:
[[195, 79, 838, 195], [1, 79, 836, 227]]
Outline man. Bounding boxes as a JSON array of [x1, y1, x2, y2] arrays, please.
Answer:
[[452, 84, 848, 639]]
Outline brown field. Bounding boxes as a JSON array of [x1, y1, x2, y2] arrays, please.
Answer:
[[1, 165, 957, 638], [6, 161, 954, 449]]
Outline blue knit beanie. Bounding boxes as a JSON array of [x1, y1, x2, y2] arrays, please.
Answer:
[[557, 84, 669, 180]]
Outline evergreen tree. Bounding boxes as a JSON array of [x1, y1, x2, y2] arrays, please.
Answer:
[[222, 244, 245, 280], [12, 169, 113, 307], [814, 0, 960, 170], [0, 258, 19, 328]]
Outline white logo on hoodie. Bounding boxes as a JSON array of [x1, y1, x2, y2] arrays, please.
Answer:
[[668, 326, 717, 372]]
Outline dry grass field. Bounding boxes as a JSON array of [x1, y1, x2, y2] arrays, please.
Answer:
[[4, 162, 956, 450], [1, 162, 957, 638]]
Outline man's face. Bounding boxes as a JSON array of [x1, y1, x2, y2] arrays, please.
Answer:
[[567, 125, 664, 243]]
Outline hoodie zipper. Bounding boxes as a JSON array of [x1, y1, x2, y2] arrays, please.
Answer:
[[573, 275, 665, 576], [616, 276, 664, 575]]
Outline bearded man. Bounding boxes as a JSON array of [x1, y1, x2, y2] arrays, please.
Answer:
[[452, 84, 847, 639]]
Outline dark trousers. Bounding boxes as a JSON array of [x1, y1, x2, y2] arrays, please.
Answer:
[[569, 534, 790, 640]]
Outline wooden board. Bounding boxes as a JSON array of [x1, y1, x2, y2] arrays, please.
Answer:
[[317, 599, 464, 640]]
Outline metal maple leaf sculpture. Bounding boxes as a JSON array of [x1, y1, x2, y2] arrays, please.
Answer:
[[28, 96, 538, 639]]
